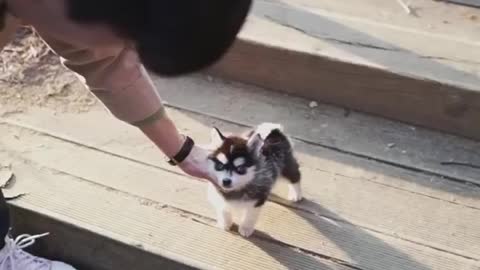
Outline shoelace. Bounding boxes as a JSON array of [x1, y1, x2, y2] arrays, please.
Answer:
[[0, 233, 50, 270]]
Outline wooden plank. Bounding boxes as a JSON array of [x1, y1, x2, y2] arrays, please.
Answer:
[[1, 123, 479, 270], [155, 75, 480, 186], [5, 161, 347, 270], [208, 0, 480, 140], [257, 0, 480, 42], [12, 207, 197, 270], [250, 0, 480, 68], [4, 106, 480, 212]]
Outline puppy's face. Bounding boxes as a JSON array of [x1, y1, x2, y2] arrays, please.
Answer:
[[208, 128, 263, 192]]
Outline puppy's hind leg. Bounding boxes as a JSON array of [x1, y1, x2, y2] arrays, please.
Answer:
[[282, 155, 303, 202]]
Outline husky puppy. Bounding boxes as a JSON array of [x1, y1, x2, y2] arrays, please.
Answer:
[[207, 123, 302, 237]]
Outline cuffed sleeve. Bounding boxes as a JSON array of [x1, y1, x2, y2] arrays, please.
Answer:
[[42, 36, 165, 124]]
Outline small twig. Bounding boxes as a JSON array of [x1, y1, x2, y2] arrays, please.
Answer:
[[396, 0, 412, 14], [440, 161, 480, 170]]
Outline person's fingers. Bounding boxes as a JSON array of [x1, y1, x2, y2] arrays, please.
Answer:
[[178, 163, 212, 182]]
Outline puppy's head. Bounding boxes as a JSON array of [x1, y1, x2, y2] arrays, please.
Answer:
[[207, 127, 263, 192]]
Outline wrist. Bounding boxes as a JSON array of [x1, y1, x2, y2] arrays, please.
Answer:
[[139, 115, 187, 158], [167, 135, 195, 166], [166, 133, 187, 159]]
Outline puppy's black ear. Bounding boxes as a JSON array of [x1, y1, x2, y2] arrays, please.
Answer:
[[214, 127, 226, 140], [247, 133, 264, 156], [210, 127, 226, 146]]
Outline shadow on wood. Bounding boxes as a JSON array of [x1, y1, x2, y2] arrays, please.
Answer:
[[267, 197, 433, 270]]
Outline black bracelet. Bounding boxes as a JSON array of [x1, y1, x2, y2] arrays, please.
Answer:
[[167, 136, 195, 166]]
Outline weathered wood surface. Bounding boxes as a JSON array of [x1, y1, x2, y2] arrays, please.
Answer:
[[210, 0, 480, 139], [4, 161, 348, 270], [1, 123, 479, 270], [153, 76, 480, 186], [1, 74, 480, 269]]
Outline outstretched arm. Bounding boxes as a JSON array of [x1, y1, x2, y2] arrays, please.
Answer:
[[41, 36, 210, 180]]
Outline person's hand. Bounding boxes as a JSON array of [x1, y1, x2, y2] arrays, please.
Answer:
[[139, 116, 213, 181], [178, 145, 212, 181]]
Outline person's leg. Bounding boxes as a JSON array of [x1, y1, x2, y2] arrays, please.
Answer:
[[0, 11, 18, 253], [0, 189, 10, 249], [0, 189, 76, 270], [0, 12, 76, 270]]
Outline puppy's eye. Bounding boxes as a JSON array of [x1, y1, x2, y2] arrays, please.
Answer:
[[215, 162, 225, 171], [236, 166, 247, 175]]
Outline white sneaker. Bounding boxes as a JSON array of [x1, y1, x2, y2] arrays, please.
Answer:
[[0, 233, 76, 270]]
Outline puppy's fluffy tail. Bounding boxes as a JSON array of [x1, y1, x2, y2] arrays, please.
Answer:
[[244, 122, 293, 151], [254, 123, 284, 140], [252, 122, 295, 152]]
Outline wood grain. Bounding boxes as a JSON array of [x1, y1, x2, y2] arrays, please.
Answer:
[[6, 161, 347, 270], [1, 121, 479, 270], [208, 0, 480, 140], [5, 105, 480, 210], [152, 75, 480, 186]]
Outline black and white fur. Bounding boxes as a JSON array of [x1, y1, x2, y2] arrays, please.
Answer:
[[207, 123, 302, 237]]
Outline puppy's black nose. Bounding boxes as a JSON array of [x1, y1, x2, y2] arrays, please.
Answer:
[[222, 179, 232, 187]]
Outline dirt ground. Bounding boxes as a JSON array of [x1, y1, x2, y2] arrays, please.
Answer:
[[0, 27, 97, 117]]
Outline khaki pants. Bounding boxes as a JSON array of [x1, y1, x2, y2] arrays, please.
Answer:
[[0, 13, 164, 125], [0, 14, 18, 49]]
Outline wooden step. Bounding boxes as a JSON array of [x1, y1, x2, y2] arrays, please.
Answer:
[[210, 0, 480, 140], [7, 162, 345, 270], [1, 73, 479, 270], [1, 76, 480, 269], [2, 117, 479, 269]]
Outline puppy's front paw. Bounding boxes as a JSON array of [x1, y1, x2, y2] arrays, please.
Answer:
[[217, 219, 233, 231], [238, 226, 255, 238], [288, 191, 303, 202], [288, 183, 303, 202]]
